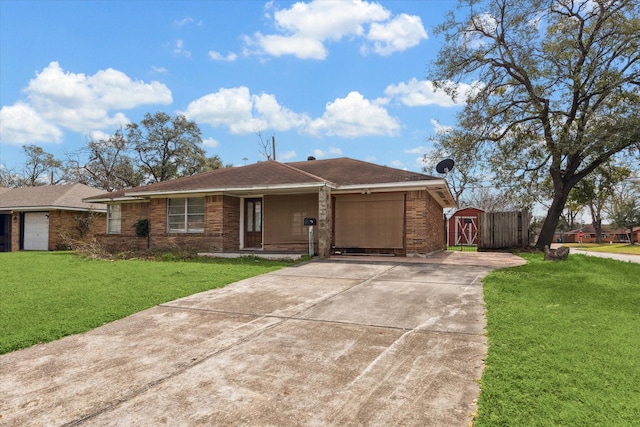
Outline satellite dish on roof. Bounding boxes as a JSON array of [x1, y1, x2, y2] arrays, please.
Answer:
[[436, 158, 455, 174]]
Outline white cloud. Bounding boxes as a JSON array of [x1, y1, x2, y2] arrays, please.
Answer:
[[389, 160, 404, 168], [313, 147, 343, 158], [202, 137, 220, 148], [0, 103, 62, 144], [249, 33, 327, 60], [185, 88, 401, 139], [173, 39, 192, 58], [384, 78, 480, 107], [182, 86, 310, 134], [278, 150, 297, 161], [430, 119, 452, 134], [306, 91, 400, 138], [404, 145, 430, 155], [253, 93, 310, 131], [25, 62, 172, 132], [244, 0, 425, 59], [151, 66, 168, 73], [182, 87, 256, 134], [208, 50, 239, 62], [367, 14, 427, 56], [88, 130, 111, 141], [416, 156, 430, 169], [0, 62, 172, 144], [273, 1, 388, 39], [175, 17, 195, 27]]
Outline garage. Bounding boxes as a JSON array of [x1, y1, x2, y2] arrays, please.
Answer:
[[334, 193, 404, 250], [23, 212, 49, 250]]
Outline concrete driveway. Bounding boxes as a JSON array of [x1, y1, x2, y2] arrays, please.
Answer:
[[0, 251, 525, 426]]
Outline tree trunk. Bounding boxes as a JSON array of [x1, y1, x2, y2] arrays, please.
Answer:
[[593, 220, 602, 244], [536, 187, 570, 250], [590, 204, 602, 244]]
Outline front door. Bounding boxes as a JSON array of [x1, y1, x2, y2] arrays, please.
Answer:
[[244, 198, 262, 249]]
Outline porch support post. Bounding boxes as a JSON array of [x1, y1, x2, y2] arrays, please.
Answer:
[[318, 185, 332, 259]]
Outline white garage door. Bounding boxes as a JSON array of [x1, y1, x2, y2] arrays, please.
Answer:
[[24, 212, 49, 250]]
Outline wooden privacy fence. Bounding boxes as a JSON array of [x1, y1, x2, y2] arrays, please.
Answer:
[[478, 211, 531, 249]]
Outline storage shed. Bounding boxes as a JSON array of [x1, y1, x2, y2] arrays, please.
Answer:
[[447, 207, 484, 246]]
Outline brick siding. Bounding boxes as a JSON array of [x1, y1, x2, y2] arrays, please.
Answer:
[[405, 190, 446, 255], [97, 196, 242, 253], [96, 190, 445, 256], [48, 210, 107, 250], [95, 202, 150, 251]]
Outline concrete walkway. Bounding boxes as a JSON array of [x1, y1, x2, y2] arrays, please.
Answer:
[[568, 248, 640, 264], [0, 252, 525, 426]]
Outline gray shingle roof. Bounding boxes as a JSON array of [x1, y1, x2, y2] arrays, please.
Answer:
[[0, 183, 106, 212]]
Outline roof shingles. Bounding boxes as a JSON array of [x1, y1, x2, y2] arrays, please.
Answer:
[[84, 158, 445, 202], [127, 161, 325, 195], [288, 157, 437, 185], [0, 183, 106, 211]]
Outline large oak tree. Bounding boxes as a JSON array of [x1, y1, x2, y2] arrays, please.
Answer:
[[127, 112, 207, 183], [429, 0, 640, 249]]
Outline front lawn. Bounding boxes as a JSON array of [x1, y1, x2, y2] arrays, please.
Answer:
[[477, 253, 640, 426], [0, 252, 290, 354]]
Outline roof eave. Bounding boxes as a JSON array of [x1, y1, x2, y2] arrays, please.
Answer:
[[127, 182, 333, 198], [332, 180, 456, 208], [0, 205, 107, 213], [82, 196, 148, 203]]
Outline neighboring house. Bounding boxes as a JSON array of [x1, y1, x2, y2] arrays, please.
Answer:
[[554, 224, 632, 244], [0, 184, 107, 252], [447, 207, 484, 246], [85, 158, 456, 257]]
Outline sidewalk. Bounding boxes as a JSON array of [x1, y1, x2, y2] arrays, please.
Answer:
[[568, 248, 640, 264]]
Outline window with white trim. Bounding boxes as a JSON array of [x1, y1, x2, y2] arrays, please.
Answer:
[[168, 198, 205, 233], [107, 204, 121, 234]]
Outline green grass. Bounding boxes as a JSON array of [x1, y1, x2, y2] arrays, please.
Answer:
[[0, 252, 291, 354], [477, 253, 640, 426], [561, 242, 640, 255], [447, 245, 478, 252]]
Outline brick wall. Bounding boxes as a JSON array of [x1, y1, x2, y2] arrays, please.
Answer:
[[405, 190, 446, 255], [95, 202, 150, 251], [263, 242, 310, 253], [10, 212, 19, 251], [93, 191, 445, 256], [142, 195, 241, 253], [48, 210, 107, 250], [222, 195, 240, 251], [96, 197, 238, 253], [6, 210, 106, 251]]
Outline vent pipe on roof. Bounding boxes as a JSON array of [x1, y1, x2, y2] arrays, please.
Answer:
[[307, 156, 316, 161]]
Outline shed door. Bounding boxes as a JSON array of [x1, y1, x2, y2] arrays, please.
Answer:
[[455, 216, 478, 245], [24, 212, 49, 250], [334, 193, 404, 249]]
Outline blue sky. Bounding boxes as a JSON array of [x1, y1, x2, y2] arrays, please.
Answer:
[[0, 0, 472, 174]]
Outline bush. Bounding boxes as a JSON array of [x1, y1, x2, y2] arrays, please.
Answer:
[[134, 218, 149, 237]]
